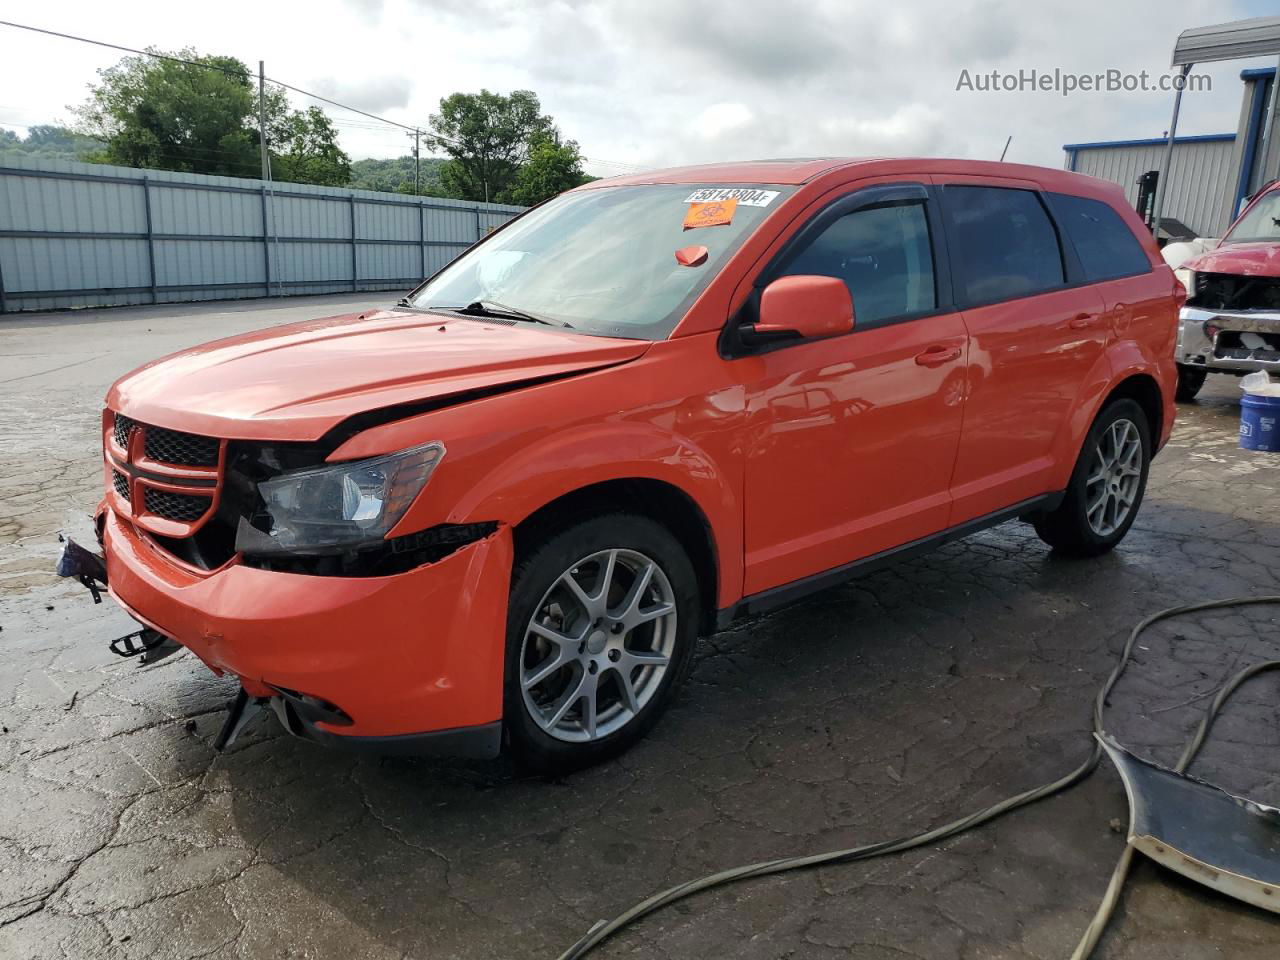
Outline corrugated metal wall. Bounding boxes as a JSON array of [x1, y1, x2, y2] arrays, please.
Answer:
[[0, 156, 524, 314], [1064, 136, 1237, 237]]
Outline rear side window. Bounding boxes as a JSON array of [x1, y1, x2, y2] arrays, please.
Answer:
[[942, 186, 1064, 303], [779, 202, 936, 325], [1049, 193, 1151, 281]]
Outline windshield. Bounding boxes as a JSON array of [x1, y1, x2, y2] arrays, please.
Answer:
[[407, 183, 792, 339], [1225, 189, 1280, 243]]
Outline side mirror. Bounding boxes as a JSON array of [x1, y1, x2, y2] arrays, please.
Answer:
[[742, 275, 854, 347]]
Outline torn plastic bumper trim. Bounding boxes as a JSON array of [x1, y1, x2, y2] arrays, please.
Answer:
[[55, 536, 108, 603], [1100, 736, 1280, 913], [265, 683, 354, 728]]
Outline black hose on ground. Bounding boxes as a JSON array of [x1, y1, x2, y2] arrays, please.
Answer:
[[556, 597, 1280, 960]]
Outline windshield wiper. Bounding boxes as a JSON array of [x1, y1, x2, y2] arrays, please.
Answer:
[[452, 300, 573, 328]]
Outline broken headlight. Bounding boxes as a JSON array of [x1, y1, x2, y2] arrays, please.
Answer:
[[235, 442, 445, 555]]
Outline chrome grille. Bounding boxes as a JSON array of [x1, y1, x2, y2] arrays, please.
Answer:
[[143, 488, 212, 523], [112, 470, 130, 502], [144, 426, 220, 467], [113, 414, 137, 449]]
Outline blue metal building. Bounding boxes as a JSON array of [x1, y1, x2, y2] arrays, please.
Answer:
[[1063, 66, 1277, 239]]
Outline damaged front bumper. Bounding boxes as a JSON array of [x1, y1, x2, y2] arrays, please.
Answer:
[[77, 507, 513, 755], [1177, 306, 1280, 373]]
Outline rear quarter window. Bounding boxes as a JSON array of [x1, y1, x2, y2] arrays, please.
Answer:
[[941, 185, 1065, 304], [1048, 193, 1152, 282]]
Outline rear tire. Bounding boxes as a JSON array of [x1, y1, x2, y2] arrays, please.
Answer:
[[1175, 363, 1207, 402], [1034, 398, 1151, 557], [503, 513, 699, 773]]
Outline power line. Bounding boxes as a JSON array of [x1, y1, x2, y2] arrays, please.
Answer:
[[0, 18, 643, 173], [0, 20, 250, 77], [0, 19, 436, 136], [271, 79, 425, 136]]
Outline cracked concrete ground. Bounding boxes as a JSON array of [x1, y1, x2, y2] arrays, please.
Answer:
[[2, 294, 1279, 959]]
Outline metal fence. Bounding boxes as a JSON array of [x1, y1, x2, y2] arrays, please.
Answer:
[[0, 155, 525, 314]]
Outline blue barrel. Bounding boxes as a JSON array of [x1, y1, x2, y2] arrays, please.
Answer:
[[1241, 392, 1280, 452]]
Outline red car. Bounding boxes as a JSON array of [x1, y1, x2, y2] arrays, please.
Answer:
[[1172, 179, 1280, 400], [88, 158, 1180, 770]]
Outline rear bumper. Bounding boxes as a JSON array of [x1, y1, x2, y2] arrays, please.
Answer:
[[1178, 306, 1280, 373], [101, 506, 513, 746]]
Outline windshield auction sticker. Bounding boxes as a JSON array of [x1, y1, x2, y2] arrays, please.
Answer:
[[684, 199, 738, 230], [684, 188, 779, 207]]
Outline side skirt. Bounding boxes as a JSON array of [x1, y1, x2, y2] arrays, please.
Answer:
[[715, 492, 1064, 629]]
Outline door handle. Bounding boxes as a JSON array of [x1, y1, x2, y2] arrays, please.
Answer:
[[914, 344, 962, 367], [1068, 313, 1098, 330]]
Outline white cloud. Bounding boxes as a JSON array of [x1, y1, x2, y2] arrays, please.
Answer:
[[694, 103, 754, 141], [309, 75, 413, 114], [0, 0, 1267, 176]]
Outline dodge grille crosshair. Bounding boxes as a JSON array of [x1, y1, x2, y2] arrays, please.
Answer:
[[144, 427, 220, 467], [143, 488, 213, 523], [113, 413, 138, 449], [106, 412, 223, 532]]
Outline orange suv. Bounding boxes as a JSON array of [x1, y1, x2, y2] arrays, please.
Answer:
[[87, 158, 1180, 769]]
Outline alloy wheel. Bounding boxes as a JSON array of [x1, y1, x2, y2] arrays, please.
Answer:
[[519, 548, 678, 743], [1085, 418, 1143, 537]]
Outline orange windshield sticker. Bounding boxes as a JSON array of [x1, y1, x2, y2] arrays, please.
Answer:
[[683, 198, 737, 230]]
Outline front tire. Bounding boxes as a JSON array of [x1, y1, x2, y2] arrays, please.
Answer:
[[1175, 363, 1207, 402], [503, 513, 699, 772], [1034, 398, 1151, 557]]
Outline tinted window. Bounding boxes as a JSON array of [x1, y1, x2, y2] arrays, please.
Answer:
[[780, 202, 935, 325], [1050, 193, 1151, 281], [944, 186, 1064, 303]]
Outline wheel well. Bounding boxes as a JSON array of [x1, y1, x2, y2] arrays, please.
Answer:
[[513, 479, 719, 635], [1103, 374, 1162, 444]]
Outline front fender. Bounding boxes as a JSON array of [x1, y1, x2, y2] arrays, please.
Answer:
[[433, 421, 741, 605], [329, 339, 747, 606], [446, 421, 734, 525]]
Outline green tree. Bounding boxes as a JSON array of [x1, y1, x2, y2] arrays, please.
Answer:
[[74, 50, 261, 177], [269, 107, 351, 186], [12, 125, 105, 160], [73, 49, 351, 186], [428, 90, 556, 202], [349, 155, 446, 195], [505, 133, 591, 206]]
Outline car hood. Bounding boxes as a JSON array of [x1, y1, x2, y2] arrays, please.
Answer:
[[1185, 241, 1280, 279], [106, 309, 651, 441]]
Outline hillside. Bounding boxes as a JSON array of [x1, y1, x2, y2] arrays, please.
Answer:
[[349, 155, 448, 196]]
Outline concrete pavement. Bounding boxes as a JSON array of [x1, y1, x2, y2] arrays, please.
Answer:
[[2, 295, 1279, 959]]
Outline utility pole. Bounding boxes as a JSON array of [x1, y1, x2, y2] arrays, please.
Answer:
[[257, 61, 269, 182], [1151, 63, 1193, 241], [257, 60, 278, 298], [414, 128, 421, 196], [1257, 53, 1280, 189]]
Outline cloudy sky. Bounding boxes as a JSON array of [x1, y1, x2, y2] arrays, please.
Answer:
[[0, 0, 1276, 178]]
